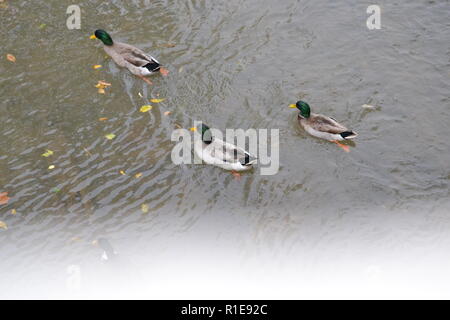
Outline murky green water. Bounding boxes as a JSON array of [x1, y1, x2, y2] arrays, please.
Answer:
[[1, 0, 449, 298]]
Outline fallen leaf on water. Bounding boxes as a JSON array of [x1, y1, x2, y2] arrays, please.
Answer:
[[42, 149, 54, 157], [0, 192, 10, 205], [38, 23, 47, 30], [164, 111, 171, 116], [135, 173, 142, 178], [96, 80, 111, 88], [99, 117, 108, 121], [70, 237, 82, 242], [6, 54, 16, 63], [362, 104, 376, 110], [93, 65, 102, 69], [150, 98, 165, 103], [11, 209, 16, 215], [178, 66, 184, 73], [90, 34, 96, 39], [52, 187, 61, 193], [105, 133, 116, 140], [159, 43, 176, 48], [48, 165, 55, 170], [141, 204, 149, 213], [119, 170, 126, 175], [175, 123, 182, 129], [0, 221, 7, 230], [98, 88, 105, 94], [140, 105, 153, 112], [159, 67, 169, 76], [138, 92, 143, 98]]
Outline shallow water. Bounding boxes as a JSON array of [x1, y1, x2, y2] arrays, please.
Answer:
[[0, 0, 449, 298]]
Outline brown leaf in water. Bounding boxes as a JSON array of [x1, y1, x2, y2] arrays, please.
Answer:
[[164, 111, 171, 116], [6, 54, 16, 63], [0, 221, 7, 230], [0, 192, 11, 205], [99, 117, 108, 121]]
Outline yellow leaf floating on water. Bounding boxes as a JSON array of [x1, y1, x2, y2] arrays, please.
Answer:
[[105, 133, 116, 140], [164, 111, 171, 116], [93, 65, 102, 69], [48, 165, 55, 170], [98, 88, 105, 94], [135, 173, 142, 178], [6, 54, 16, 63], [99, 117, 108, 121], [42, 149, 54, 157], [150, 98, 165, 103], [140, 105, 153, 112], [141, 204, 149, 213], [119, 170, 126, 175], [95, 81, 111, 92], [0, 221, 7, 230], [11, 209, 17, 215]]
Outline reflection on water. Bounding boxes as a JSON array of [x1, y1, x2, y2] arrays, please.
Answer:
[[0, 0, 449, 298]]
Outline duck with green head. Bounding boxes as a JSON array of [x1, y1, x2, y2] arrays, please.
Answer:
[[290, 100, 357, 141], [94, 29, 163, 83], [192, 123, 257, 171]]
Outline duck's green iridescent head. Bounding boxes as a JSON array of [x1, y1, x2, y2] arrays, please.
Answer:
[[196, 123, 213, 143], [94, 29, 113, 46], [295, 100, 311, 118]]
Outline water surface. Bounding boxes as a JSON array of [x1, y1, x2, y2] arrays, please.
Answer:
[[0, 0, 449, 298]]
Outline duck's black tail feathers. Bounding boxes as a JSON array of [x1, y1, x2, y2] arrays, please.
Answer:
[[143, 61, 161, 72], [240, 153, 257, 166], [340, 131, 358, 139]]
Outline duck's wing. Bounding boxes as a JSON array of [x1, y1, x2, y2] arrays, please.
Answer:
[[307, 113, 349, 134], [209, 140, 256, 165], [115, 42, 159, 66]]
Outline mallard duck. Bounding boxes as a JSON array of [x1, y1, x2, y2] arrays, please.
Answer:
[[94, 29, 162, 83], [290, 101, 357, 141], [193, 124, 257, 171]]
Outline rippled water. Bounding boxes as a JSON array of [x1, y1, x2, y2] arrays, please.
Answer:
[[1, 0, 449, 298]]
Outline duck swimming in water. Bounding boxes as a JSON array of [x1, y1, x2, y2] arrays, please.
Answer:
[[290, 100, 357, 141], [94, 29, 164, 84], [192, 123, 257, 172]]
